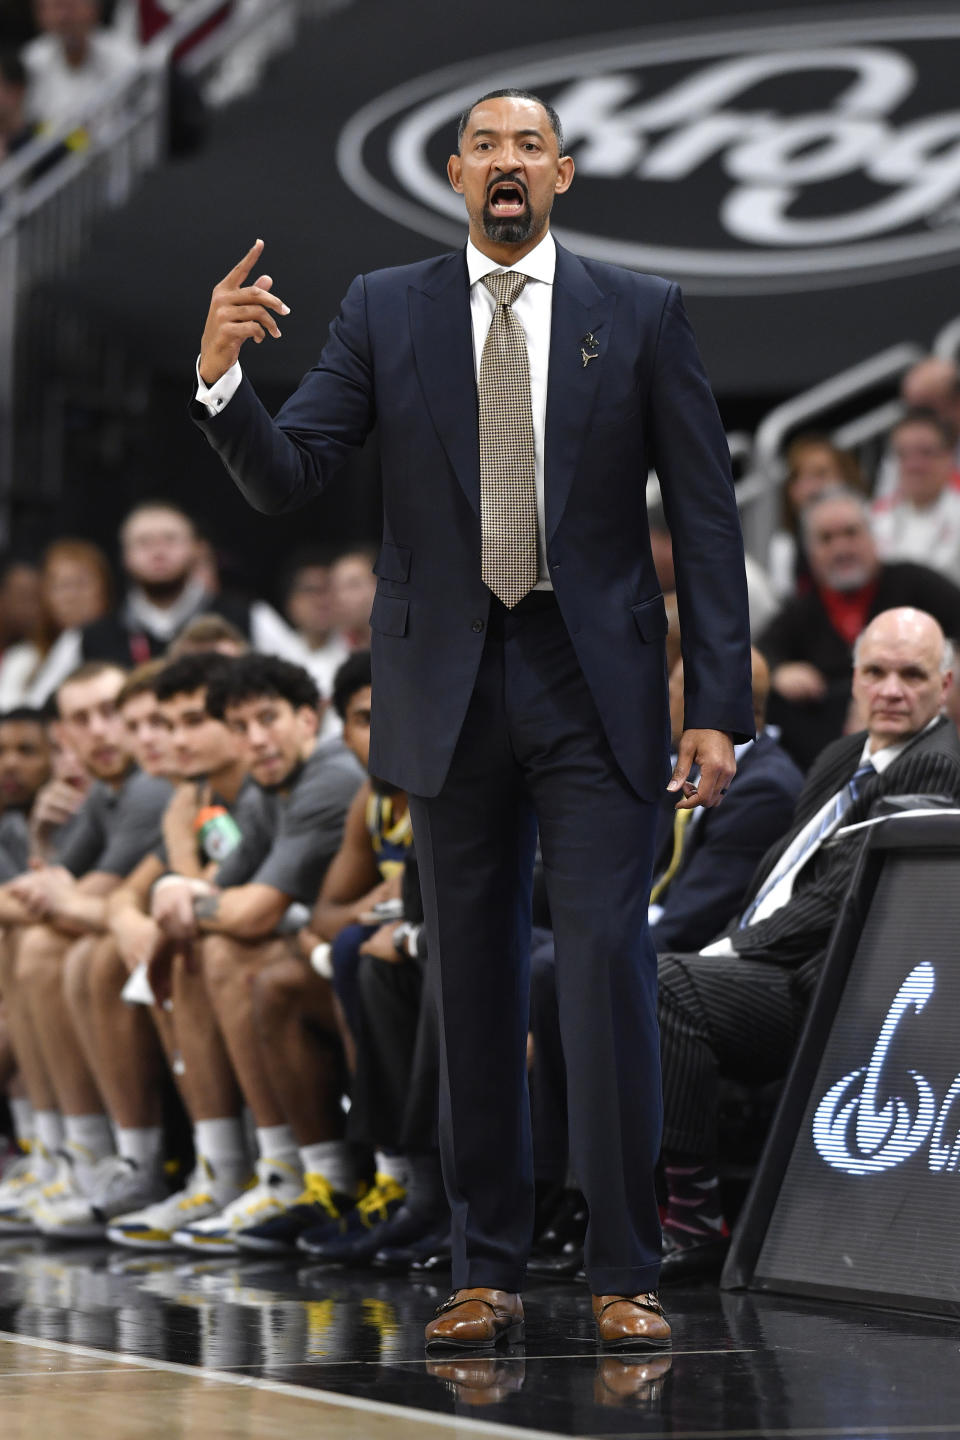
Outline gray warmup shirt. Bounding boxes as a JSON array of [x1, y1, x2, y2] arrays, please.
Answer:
[[57, 769, 173, 878], [0, 810, 29, 880], [214, 739, 364, 905]]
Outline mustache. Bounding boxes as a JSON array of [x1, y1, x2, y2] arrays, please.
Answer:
[[485, 175, 529, 203]]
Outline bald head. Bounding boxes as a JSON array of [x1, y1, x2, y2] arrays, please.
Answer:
[[852, 608, 951, 752]]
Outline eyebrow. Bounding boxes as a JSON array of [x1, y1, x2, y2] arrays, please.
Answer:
[[470, 127, 546, 140]]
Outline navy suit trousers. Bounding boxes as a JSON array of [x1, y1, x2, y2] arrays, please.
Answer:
[[409, 592, 663, 1295]]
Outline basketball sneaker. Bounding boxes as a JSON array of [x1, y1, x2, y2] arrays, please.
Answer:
[[0, 1151, 46, 1234], [234, 1171, 362, 1254], [107, 1159, 240, 1251], [172, 1158, 302, 1254], [295, 1172, 406, 1255], [33, 1155, 167, 1241]]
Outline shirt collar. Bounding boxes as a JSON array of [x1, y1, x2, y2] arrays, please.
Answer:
[[466, 230, 556, 288], [859, 714, 941, 772]]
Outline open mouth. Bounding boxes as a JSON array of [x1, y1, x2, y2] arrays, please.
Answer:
[[487, 181, 527, 217]]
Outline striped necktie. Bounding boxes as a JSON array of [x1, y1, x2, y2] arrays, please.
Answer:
[[739, 760, 875, 929], [477, 271, 539, 609]]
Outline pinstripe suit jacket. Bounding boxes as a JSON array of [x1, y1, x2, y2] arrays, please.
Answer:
[[728, 715, 960, 991]]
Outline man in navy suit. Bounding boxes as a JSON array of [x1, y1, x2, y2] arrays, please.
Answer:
[[191, 89, 754, 1350]]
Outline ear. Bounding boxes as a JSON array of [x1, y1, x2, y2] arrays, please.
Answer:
[[555, 155, 575, 195], [447, 153, 464, 194]]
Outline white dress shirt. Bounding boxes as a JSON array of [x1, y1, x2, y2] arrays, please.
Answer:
[[196, 231, 559, 588]]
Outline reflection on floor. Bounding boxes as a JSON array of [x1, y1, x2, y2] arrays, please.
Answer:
[[1, 1238, 960, 1437]]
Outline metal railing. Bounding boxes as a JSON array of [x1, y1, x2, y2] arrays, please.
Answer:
[[0, 0, 301, 545]]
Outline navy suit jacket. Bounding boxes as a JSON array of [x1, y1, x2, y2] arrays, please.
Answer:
[[649, 732, 804, 954], [193, 242, 754, 799]]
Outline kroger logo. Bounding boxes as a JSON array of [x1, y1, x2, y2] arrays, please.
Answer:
[[813, 962, 960, 1176], [337, 15, 960, 293]]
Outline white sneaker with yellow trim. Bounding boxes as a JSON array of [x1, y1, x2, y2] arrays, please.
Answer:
[[107, 1159, 239, 1251], [0, 1151, 46, 1234], [171, 1158, 303, 1254]]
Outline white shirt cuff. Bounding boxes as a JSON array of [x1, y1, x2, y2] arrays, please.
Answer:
[[195, 357, 242, 416]]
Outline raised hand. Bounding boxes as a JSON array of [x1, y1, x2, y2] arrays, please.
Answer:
[[199, 238, 290, 385]]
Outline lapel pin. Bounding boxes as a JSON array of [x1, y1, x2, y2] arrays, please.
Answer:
[[580, 332, 599, 368]]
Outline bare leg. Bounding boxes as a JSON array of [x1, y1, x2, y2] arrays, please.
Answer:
[[170, 945, 242, 1122], [202, 934, 287, 1128], [253, 955, 344, 1145], [16, 926, 103, 1117], [64, 936, 164, 1131], [0, 930, 58, 1113]]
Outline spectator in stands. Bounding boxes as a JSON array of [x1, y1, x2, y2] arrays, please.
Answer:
[[0, 538, 112, 710], [649, 504, 778, 638], [329, 548, 376, 650], [760, 488, 960, 768], [657, 607, 960, 1280], [35, 502, 298, 695], [147, 655, 363, 1253], [902, 358, 960, 467], [23, 0, 137, 138], [873, 411, 960, 580], [281, 549, 349, 699], [0, 559, 41, 655], [767, 435, 863, 601], [106, 652, 256, 1248], [0, 661, 171, 1232], [0, 708, 50, 879], [165, 612, 247, 658]]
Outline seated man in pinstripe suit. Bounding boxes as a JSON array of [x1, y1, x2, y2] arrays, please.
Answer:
[[658, 606, 960, 1280]]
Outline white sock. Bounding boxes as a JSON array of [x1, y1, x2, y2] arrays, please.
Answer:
[[405, 1152, 443, 1215], [255, 1123, 300, 1169], [375, 1149, 408, 1186], [9, 1097, 34, 1147], [115, 1126, 163, 1171], [63, 1113, 114, 1162], [194, 1118, 250, 1204], [299, 1140, 353, 1192], [33, 1110, 64, 1175]]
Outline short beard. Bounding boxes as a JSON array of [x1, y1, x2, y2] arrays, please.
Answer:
[[137, 572, 193, 605], [482, 206, 535, 246]]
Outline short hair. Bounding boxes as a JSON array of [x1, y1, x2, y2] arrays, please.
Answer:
[[457, 88, 564, 154], [891, 407, 957, 452], [166, 613, 248, 656], [800, 486, 873, 544], [332, 650, 371, 721], [0, 49, 27, 89], [120, 501, 196, 543], [154, 652, 236, 704], [205, 654, 319, 720], [57, 660, 126, 708], [279, 546, 335, 603], [0, 706, 47, 728], [117, 660, 167, 708]]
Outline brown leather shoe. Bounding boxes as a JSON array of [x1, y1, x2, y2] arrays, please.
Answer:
[[592, 1292, 672, 1350], [424, 1288, 524, 1352]]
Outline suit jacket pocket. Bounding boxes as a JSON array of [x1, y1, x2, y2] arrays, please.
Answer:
[[370, 591, 409, 637], [373, 543, 411, 583], [631, 594, 668, 642]]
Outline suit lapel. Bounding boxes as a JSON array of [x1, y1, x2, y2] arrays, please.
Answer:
[[408, 251, 479, 516], [545, 244, 614, 542]]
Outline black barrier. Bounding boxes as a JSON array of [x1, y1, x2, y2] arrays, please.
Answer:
[[723, 811, 960, 1318]]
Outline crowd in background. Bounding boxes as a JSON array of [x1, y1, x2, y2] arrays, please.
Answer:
[[0, 350, 959, 1291]]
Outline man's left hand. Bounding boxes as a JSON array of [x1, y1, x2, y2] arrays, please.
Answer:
[[668, 729, 736, 810]]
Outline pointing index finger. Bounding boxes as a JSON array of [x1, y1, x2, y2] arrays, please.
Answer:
[[224, 238, 264, 287]]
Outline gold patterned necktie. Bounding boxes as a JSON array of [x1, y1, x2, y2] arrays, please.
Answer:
[[478, 270, 539, 609]]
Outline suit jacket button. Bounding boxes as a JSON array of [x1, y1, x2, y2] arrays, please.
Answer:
[[471, 619, 485, 633]]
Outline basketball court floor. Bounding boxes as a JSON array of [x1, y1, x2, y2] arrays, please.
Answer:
[[1, 1239, 959, 1439]]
